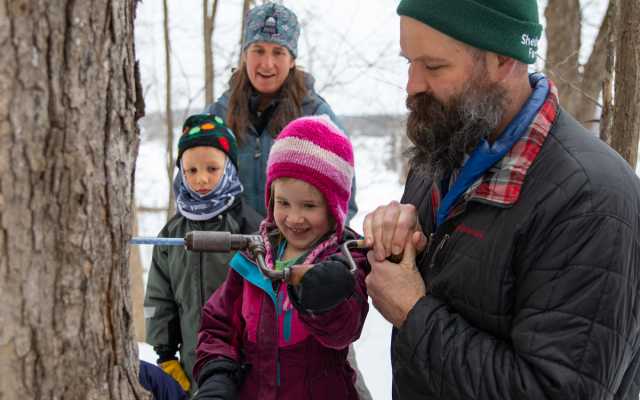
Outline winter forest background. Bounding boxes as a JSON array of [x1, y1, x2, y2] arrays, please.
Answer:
[[1, 0, 639, 398], [131, 1, 634, 399]]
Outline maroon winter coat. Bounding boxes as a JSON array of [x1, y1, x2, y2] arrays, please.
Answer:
[[194, 231, 369, 400]]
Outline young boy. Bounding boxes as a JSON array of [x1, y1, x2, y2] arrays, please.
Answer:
[[144, 114, 261, 395]]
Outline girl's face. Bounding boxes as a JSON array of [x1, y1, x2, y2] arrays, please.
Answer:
[[181, 146, 226, 195], [272, 178, 332, 257], [244, 42, 295, 96]]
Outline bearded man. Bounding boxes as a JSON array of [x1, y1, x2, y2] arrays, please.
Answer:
[[363, 1, 640, 399]]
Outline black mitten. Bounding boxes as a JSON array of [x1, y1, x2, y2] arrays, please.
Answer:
[[288, 256, 356, 314], [193, 358, 248, 400]]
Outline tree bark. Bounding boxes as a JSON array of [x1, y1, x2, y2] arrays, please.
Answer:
[[573, 0, 615, 128], [544, 0, 581, 111], [600, 0, 618, 145], [203, 0, 220, 106], [163, 0, 175, 219], [609, 0, 640, 168], [0, 1, 148, 399], [544, 0, 613, 131], [238, 0, 254, 65]]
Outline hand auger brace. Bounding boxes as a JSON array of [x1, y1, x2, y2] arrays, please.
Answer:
[[130, 231, 365, 283], [185, 231, 289, 282]]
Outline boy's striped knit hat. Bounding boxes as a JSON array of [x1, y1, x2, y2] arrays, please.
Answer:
[[177, 114, 238, 168], [265, 115, 354, 237]]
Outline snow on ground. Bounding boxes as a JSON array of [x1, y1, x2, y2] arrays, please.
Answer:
[[136, 134, 404, 399]]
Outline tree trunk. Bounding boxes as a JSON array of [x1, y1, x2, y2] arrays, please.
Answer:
[[203, 0, 220, 106], [0, 1, 148, 399], [600, 0, 618, 145], [609, 0, 640, 168], [573, 0, 615, 129], [544, 0, 581, 111], [163, 0, 176, 219], [544, 0, 613, 131]]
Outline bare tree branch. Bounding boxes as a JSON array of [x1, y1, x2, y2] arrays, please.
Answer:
[[238, 0, 255, 65], [204, 0, 220, 105], [163, 0, 176, 219]]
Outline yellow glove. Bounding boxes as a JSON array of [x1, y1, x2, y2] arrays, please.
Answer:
[[159, 359, 191, 393]]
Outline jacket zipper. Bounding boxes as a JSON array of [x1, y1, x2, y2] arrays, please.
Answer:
[[429, 234, 450, 269], [422, 219, 455, 272], [276, 350, 281, 386], [198, 221, 205, 307], [254, 135, 261, 159], [199, 252, 205, 307], [275, 284, 281, 387]]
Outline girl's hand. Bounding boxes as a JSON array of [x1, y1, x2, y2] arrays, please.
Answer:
[[288, 264, 314, 286], [288, 258, 355, 314]]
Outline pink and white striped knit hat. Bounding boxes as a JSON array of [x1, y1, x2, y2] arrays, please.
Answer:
[[265, 115, 354, 239]]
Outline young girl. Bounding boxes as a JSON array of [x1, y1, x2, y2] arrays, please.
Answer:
[[193, 115, 369, 400], [144, 114, 261, 395]]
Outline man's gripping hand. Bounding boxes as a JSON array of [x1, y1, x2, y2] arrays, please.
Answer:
[[365, 228, 427, 327], [363, 201, 428, 262]]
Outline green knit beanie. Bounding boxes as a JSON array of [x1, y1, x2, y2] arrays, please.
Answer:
[[397, 0, 543, 64]]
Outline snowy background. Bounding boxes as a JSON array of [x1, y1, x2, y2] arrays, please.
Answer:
[[134, 0, 408, 117]]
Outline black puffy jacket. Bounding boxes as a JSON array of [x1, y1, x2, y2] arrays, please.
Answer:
[[393, 109, 640, 399]]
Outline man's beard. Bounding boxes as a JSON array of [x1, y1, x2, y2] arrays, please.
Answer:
[[405, 75, 508, 179]]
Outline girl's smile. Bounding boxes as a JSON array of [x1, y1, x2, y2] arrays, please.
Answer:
[[272, 178, 332, 260]]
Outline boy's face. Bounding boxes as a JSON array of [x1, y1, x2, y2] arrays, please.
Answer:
[[181, 146, 227, 195], [272, 178, 332, 257]]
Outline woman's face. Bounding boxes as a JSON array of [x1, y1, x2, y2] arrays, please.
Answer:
[[244, 42, 295, 96]]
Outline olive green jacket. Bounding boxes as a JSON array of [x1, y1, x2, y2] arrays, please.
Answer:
[[144, 198, 261, 392]]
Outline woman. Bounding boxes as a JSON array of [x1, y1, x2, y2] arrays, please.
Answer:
[[205, 2, 357, 219]]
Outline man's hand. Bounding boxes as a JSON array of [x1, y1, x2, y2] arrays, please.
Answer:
[[365, 235, 426, 327], [363, 201, 428, 262]]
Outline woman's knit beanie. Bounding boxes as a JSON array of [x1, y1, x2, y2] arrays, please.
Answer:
[[242, 2, 300, 58]]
